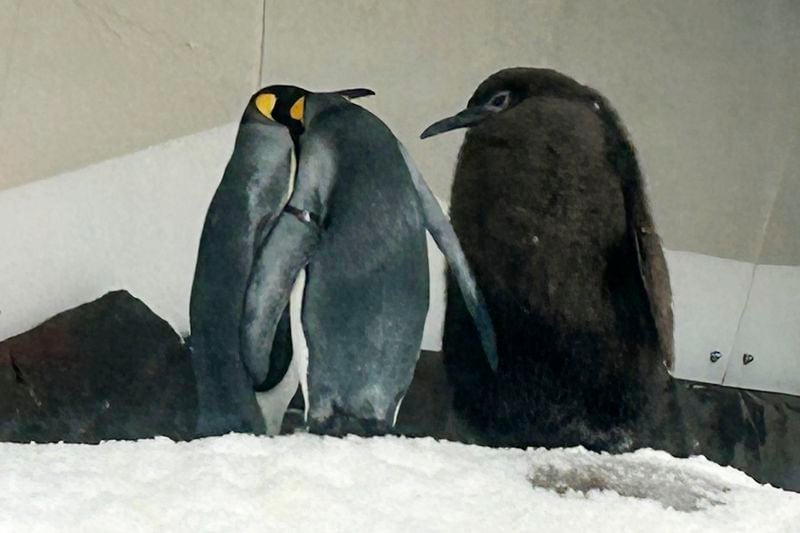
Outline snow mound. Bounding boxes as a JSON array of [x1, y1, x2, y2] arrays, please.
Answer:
[[1, 434, 797, 532]]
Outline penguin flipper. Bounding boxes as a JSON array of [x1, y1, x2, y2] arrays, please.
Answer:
[[396, 142, 498, 372], [189, 123, 296, 436], [253, 305, 293, 392], [631, 209, 675, 370], [607, 110, 674, 370], [241, 214, 320, 386]]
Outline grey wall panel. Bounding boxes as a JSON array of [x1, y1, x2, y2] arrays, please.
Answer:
[[759, 156, 800, 267], [0, 0, 263, 191], [262, 0, 555, 203], [1, 0, 795, 265], [725, 265, 800, 395], [263, 0, 799, 264], [548, 0, 799, 262]]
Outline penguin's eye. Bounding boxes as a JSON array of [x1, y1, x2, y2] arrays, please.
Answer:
[[487, 91, 511, 111]]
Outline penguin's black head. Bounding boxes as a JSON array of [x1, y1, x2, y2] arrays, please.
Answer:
[[245, 85, 309, 139], [421, 68, 590, 139], [244, 84, 376, 141]]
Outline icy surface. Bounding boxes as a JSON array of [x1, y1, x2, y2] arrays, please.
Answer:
[[1, 434, 797, 532]]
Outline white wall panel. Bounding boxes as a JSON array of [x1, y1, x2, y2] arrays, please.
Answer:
[[725, 265, 800, 395], [666, 251, 754, 383]]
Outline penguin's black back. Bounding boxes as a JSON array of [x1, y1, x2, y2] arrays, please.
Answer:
[[300, 100, 429, 431]]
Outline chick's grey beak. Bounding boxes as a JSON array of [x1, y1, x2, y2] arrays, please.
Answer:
[[420, 106, 492, 139], [330, 88, 375, 99]]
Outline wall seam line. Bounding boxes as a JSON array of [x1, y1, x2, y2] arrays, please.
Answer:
[[256, 0, 266, 88], [721, 123, 794, 385]]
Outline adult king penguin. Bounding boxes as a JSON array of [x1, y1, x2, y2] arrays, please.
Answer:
[[421, 68, 684, 454], [190, 85, 497, 437]]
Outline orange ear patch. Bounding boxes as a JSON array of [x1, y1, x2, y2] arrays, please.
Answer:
[[290, 97, 305, 122], [255, 93, 277, 119]]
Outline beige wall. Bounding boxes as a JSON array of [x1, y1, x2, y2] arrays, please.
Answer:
[[264, 0, 800, 265], [760, 146, 800, 266], [0, 0, 263, 190], [547, 1, 799, 266], [1, 0, 798, 265]]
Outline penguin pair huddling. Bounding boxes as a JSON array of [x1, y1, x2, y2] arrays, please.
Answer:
[[190, 85, 497, 437], [421, 67, 683, 454], [191, 68, 680, 454]]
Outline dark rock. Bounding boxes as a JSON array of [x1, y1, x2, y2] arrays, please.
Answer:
[[0, 291, 197, 443], [397, 351, 800, 493], [396, 350, 487, 444], [676, 380, 800, 492]]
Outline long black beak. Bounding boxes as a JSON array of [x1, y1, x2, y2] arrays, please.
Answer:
[[420, 106, 492, 139], [329, 88, 375, 100]]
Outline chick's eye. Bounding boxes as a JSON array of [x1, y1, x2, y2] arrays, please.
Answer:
[[489, 92, 510, 110]]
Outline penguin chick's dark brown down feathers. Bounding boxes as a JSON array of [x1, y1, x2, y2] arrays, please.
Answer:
[[429, 68, 682, 453]]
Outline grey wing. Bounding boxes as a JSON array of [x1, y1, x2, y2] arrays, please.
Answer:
[[189, 122, 296, 435], [240, 120, 336, 386], [599, 95, 674, 370], [396, 141, 498, 371], [626, 180, 675, 370], [240, 215, 320, 385]]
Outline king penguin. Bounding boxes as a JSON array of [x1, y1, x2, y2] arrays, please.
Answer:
[[421, 68, 684, 454], [190, 85, 497, 437]]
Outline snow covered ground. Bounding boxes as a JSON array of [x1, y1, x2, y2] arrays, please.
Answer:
[[1, 434, 797, 532]]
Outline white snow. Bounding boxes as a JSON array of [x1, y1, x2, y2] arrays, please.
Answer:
[[0, 434, 797, 532]]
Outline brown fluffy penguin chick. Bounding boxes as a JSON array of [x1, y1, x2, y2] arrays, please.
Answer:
[[421, 68, 684, 454]]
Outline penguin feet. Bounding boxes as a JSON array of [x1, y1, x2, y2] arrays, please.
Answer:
[[307, 409, 393, 438]]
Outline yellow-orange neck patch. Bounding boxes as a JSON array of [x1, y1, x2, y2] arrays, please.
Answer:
[[255, 93, 277, 119], [290, 97, 305, 122]]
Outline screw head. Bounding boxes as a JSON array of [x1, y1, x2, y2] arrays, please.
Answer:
[[709, 351, 722, 363]]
